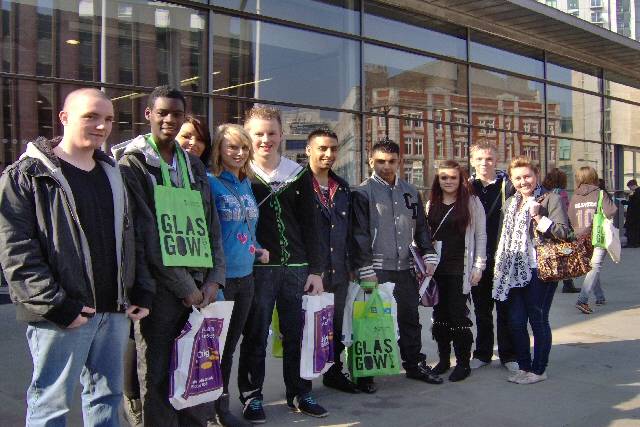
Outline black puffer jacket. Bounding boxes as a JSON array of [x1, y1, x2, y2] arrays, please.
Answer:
[[0, 138, 149, 327]]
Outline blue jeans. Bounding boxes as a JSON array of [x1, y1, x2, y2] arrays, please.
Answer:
[[578, 247, 607, 304], [507, 270, 557, 375], [237, 266, 311, 402], [25, 313, 129, 427]]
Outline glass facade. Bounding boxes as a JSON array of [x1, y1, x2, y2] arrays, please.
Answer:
[[3, 0, 640, 193]]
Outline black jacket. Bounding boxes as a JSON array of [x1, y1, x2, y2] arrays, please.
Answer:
[[0, 138, 148, 327], [250, 160, 324, 274], [312, 170, 350, 286], [113, 135, 226, 300]]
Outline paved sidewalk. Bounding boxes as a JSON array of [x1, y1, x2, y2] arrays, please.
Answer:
[[1, 249, 639, 426]]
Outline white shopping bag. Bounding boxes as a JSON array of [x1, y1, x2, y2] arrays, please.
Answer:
[[342, 282, 399, 347], [604, 218, 621, 263], [300, 293, 335, 380], [169, 302, 234, 410]]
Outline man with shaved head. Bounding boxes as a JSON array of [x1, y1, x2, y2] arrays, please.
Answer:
[[0, 87, 152, 426]]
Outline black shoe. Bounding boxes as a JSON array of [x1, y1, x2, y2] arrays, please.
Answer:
[[288, 394, 328, 418], [562, 285, 581, 293], [356, 377, 377, 394], [406, 363, 444, 384], [431, 361, 451, 376], [242, 398, 266, 424], [448, 365, 471, 382], [323, 370, 360, 394], [216, 393, 251, 427]]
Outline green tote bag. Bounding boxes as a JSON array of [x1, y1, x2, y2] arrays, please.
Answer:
[[147, 135, 213, 268], [349, 289, 400, 378], [592, 190, 606, 249]]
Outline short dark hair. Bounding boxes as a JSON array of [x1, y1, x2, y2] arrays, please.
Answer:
[[371, 138, 400, 155], [307, 128, 337, 144], [628, 179, 637, 187], [147, 85, 186, 110]]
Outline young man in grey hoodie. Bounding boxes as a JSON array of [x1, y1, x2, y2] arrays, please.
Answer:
[[113, 86, 225, 427], [0, 88, 151, 426]]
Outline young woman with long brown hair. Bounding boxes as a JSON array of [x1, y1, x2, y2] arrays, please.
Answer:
[[427, 160, 487, 382]]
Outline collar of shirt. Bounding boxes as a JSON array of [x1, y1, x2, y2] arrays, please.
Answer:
[[372, 172, 398, 188], [312, 175, 338, 208]]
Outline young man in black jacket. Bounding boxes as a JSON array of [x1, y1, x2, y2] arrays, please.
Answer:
[[0, 88, 151, 426], [305, 128, 359, 394], [113, 86, 225, 427], [237, 106, 328, 422], [468, 141, 518, 371]]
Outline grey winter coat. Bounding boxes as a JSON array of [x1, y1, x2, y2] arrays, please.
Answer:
[[0, 138, 148, 327]]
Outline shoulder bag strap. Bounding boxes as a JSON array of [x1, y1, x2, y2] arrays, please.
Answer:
[[432, 205, 455, 240]]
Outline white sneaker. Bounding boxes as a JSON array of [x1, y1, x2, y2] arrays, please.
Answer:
[[507, 370, 529, 383], [503, 361, 520, 373], [469, 358, 489, 369], [515, 372, 548, 385]]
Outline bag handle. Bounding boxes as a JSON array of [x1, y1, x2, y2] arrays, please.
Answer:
[[363, 288, 384, 319], [597, 190, 604, 215], [145, 134, 191, 191], [432, 205, 455, 240]]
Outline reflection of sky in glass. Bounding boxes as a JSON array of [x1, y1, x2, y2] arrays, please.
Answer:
[[470, 42, 543, 78], [364, 13, 466, 60], [213, 0, 360, 34], [547, 62, 599, 92], [365, 44, 441, 78]]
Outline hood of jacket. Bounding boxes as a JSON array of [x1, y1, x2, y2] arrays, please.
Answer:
[[21, 137, 115, 177], [575, 184, 600, 197]]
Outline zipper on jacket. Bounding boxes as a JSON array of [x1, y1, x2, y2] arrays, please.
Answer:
[[49, 175, 98, 310], [119, 196, 129, 310]]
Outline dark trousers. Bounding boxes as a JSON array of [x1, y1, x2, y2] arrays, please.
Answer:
[[627, 222, 640, 246], [237, 266, 311, 402], [220, 274, 254, 394], [135, 286, 211, 427], [432, 274, 473, 366], [324, 278, 348, 372], [470, 260, 517, 363], [507, 269, 557, 375], [376, 269, 425, 370]]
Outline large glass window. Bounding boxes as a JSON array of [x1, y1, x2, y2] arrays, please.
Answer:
[[212, 0, 360, 34], [606, 99, 640, 147], [546, 55, 601, 93], [548, 140, 603, 193], [212, 14, 359, 110], [606, 72, 640, 103], [363, 2, 467, 60], [547, 84, 601, 141], [364, 44, 468, 119], [470, 31, 544, 78]]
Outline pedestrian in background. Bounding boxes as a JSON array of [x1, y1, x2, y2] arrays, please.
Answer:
[[569, 167, 617, 314], [624, 179, 640, 247]]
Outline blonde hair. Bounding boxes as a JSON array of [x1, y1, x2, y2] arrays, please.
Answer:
[[244, 105, 282, 130], [575, 166, 599, 188], [470, 141, 497, 157], [211, 124, 254, 179], [508, 156, 539, 175]]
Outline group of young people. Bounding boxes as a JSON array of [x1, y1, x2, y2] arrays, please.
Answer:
[[0, 84, 616, 427]]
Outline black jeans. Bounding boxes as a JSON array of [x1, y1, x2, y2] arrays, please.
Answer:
[[220, 274, 254, 394], [237, 266, 311, 403], [432, 274, 473, 366], [135, 286, 210, 427], [376, 269, 425, 370], [470, 260, 517, 363], [324, 278, 348, 372]]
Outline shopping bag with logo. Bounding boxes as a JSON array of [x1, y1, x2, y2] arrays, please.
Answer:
[[342, 281, 399, 347], [300, 293, 335, 380], [271, 308, 283, 358], [146, 135, 213, 268], [169, 302, 234, 410], [592, 190, 607, 249], [348, 289, 400, 378]]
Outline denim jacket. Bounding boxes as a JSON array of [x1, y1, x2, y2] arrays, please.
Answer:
[[209, 171, 259, 278]]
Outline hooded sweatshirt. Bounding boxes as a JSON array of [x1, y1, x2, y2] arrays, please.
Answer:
[[568, 184, 618, 237]]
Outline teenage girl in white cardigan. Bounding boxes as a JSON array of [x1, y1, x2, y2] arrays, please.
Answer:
[[426, 160, 487, 382]]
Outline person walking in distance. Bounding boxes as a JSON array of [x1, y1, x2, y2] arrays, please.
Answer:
[[237, 106, 328, 423], [468, 142, 518, 372], [351, 138, 443, 390], [0, 88, 151, 426], [304, 128, 360, 394]]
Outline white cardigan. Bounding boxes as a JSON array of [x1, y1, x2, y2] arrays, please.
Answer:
[[426, 195, 487, 294]]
